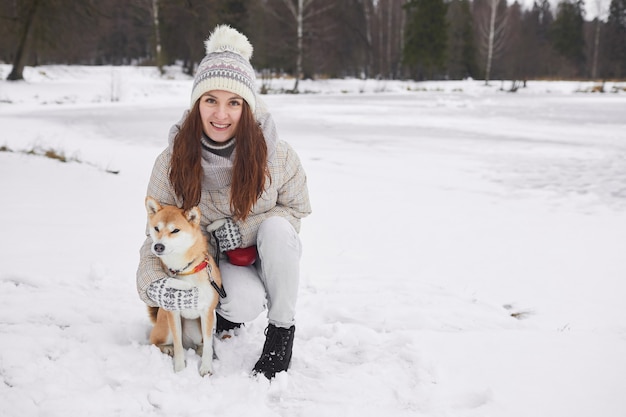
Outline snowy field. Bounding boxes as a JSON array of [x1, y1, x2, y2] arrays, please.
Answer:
[[1, 65, 625, 417]]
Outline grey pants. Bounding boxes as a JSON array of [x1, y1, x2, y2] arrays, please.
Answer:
[[216, 216, 302, 329]]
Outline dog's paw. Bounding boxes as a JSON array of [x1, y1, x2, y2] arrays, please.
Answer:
[[158, 344, 175, 356], [199, 362, 213, 377], [174, 357, 186, 373]]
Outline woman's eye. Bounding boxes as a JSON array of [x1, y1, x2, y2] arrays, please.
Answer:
[[172, 229, 180, 233], [230, 100, 242, 107]]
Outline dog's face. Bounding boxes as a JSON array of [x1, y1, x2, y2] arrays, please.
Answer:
[[145, 196, 201, 258]]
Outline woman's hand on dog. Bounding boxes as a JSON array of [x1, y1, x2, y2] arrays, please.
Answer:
[[147, 277, 211, 311]]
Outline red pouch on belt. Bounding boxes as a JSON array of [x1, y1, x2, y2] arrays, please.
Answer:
[[225, 245, 258, 266]]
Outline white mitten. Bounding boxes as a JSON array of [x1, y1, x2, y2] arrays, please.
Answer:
[[207, 218, 242, 252], [146, 277, 210, 311]]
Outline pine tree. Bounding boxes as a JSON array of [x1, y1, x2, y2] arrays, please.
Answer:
[[552, 0, 586, 75], [605, 0, 626, 77], [447, 0, 478, 79], [402, 0, 449, 79], [519, 2, 550, 78]]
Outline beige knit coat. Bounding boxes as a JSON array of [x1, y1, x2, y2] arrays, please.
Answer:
[[136, 109, 312, 306]]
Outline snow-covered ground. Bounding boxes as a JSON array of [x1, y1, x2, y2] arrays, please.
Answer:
[[1, 65, 625, 417]]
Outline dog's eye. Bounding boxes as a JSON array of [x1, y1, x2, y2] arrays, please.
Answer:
[[154, 226, 160, 232], [172, 229, 180, 233]]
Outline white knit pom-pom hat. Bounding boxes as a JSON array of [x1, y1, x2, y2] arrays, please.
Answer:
[[190, 25, 257, 113]]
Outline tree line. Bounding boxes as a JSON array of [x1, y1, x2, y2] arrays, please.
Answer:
[[1, 0, 625, 84]]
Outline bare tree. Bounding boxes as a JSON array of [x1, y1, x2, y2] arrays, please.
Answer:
[[372, 0, 405, 79], [360, 0, 374, 77], [591, 0, 609, 78], [6, 0, 104, 80], [280, 0, 333, 90], [152, 0, 165, 74], [282, 0, 308, 91], [475, 0, 509, 84], [485, 0, 497, 82], [6, 0, 40, 80], [485, 0, 509, 83]]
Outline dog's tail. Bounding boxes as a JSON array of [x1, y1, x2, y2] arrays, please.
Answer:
[[148, 306, 159, 324]]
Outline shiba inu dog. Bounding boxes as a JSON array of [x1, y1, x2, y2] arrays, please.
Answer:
[[145, 196, 223, 376]]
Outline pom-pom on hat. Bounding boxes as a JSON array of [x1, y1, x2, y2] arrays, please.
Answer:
[[190, 25, 257, 113]]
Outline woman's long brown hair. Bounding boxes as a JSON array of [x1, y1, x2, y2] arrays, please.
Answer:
[[169, 99, 268, 221]]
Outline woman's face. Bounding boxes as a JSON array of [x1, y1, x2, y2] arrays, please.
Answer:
[[198, 90, 244, 143]]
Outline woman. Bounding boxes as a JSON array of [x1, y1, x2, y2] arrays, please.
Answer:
[[136, 25, 311, 380]]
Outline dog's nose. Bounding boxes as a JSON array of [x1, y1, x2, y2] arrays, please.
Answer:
[[153, 243, 165, 254]]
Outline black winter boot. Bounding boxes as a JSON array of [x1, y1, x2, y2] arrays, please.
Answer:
[[216, 313, 242, 335], [252, 324, 295, 379]]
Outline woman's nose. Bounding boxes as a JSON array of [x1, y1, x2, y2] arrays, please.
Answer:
[[214, 104, 228, 118]]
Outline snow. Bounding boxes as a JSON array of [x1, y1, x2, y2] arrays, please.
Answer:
[[1, 64, 625, 417]]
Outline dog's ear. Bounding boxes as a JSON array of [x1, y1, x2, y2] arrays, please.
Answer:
[[186, 206, 201, 226], [145, 196, 162, 216]]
